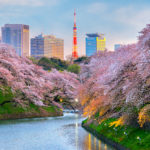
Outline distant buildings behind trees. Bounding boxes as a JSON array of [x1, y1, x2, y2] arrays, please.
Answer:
[[86, 33, 106, 57], [31, 34, 64, 60], [114, 44, 122, 51], [1, 24, 64, 60], [1, 24, 124, 60]]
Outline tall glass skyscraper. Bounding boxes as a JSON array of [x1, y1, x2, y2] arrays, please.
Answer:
[[1, 24, 29, 57], [86, 33, 106, 57]]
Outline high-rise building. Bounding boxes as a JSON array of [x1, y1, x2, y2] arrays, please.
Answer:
[[1, 24, 29, 57], [31, 34, 64, 60], [31, 34, 44, 58], [114, 44, 122, 51], [96, 34, 106, 51], [86, 33, 106, 57], [86, 34, 97, 57]]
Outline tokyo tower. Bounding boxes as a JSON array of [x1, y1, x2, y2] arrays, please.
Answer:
[[72, 9, 78, 59]]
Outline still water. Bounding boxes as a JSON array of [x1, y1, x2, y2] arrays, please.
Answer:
[[0, 113, 115, 150]]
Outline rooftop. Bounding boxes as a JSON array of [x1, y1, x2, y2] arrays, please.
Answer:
[[86, 33, 105, 38]]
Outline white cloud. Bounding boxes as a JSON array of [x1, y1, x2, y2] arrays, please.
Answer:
[[102, 5, 150, 51], [86, 2, 107, 14], [114, 6, 150, 29], [0, 0, 61, 7]]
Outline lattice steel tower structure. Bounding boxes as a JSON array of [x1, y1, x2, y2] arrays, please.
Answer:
[[72, 9, 78, 59]]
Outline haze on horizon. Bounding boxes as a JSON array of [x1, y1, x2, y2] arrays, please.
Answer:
[[0, 0, 150, 58]]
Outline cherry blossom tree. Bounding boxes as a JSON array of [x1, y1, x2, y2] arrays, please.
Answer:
[[79, 24, 150, 127], [0, 44, 79, 109]]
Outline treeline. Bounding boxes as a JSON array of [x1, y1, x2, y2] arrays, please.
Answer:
[[30, 56, 89, 74]]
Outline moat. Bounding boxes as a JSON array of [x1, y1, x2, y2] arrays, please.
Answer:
[[0, 113, 115, 150]]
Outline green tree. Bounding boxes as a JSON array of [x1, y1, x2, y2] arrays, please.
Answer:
[[38, 57, 69, 71], [29, 57, 39, 64], [74, 56, 89, 64], [67, 64, 80, 74]]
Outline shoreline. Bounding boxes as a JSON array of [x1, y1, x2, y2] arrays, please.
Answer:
[[81, 117, 150, 150], [82, 123, 129, 150], [0, 111, 63, 121], [0, 103, 63, 121]]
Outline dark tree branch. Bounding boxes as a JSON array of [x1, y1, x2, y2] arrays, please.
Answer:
[[0, 100, 14, 106]]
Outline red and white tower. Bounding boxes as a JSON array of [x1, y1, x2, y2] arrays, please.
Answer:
[[72, 9, 78, 59]]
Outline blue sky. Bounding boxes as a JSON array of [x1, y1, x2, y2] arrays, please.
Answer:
[[0, 0, 150, 58]]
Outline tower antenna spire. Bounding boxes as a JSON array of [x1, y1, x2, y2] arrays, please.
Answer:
[[74, 9, 76, 26], [72, 9, 78, 59]]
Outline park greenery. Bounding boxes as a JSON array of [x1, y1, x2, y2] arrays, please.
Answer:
[[37, 57, 69, 71], [30, 56, 82, 74], [67, 64, 80, 74], [73, 56, 89, 64]]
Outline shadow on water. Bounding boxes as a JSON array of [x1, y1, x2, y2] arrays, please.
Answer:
[[0, 114, 67, 125], [0, 117, 50, 125]]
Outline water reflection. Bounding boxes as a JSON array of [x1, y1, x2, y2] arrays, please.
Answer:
[[105, 144, 107, 150], [89, 134, 91, 150], [99, 141, 101, 150], [83, 133, 110, 150], [75, 122, 78, 150], [0, 113, 115, 150], [94, 137, 96, 150]]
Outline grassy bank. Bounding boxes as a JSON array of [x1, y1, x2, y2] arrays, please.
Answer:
[[0, 103, 63, 120], [0, 86, 63, 120], [82, 118, 150, 150]]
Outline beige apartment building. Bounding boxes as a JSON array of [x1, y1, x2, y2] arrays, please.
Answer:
[[31, 34, 64, 60]]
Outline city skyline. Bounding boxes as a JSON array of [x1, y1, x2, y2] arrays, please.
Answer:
[[0, 0, 150, 58]]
